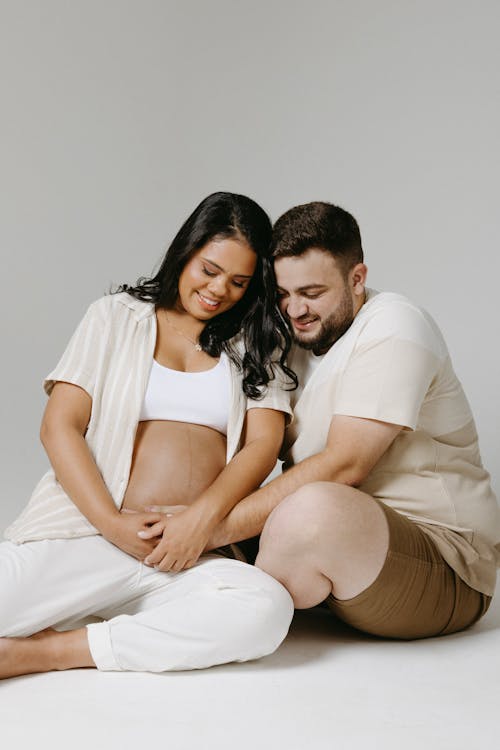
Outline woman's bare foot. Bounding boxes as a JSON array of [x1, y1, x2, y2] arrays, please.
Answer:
[[0, 627, 95, 680]]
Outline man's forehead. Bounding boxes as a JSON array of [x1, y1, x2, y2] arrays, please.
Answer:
[[274, 248, 341, 288]]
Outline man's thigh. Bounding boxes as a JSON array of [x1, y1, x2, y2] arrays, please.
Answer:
[[326, 501, 491, 639]]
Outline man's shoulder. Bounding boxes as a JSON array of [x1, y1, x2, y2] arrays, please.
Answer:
[[363, 288, 428, 318], [356, 289, 446, 354]]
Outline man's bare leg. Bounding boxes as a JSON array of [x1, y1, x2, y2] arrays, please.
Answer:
[[0, 628, 95, 679], [255, 482, 390, 608]]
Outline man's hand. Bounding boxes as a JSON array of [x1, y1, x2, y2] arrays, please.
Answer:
[[102, 510, 165, 561], [139, 505, 216, 573]]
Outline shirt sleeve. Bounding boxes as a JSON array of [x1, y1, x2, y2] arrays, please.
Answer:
[[44, 298, 108, 399], [246, 363, 294, 423], [334, 304, 443, 430]]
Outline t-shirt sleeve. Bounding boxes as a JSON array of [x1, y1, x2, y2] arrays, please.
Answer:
[[246, 363, 294, 423], [44, 299, 108, 399], [334, 304, 443, 430]]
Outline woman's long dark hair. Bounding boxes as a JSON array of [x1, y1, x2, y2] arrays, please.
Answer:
[[115, 192, 297, 398]]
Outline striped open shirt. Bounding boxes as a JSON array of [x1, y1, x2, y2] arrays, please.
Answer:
[[5, 293, 292, 543]]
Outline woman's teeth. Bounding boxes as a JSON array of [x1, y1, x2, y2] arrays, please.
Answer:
[[198, 293, 220, 307]]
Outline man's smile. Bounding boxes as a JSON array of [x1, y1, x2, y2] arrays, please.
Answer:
[[291, 317, 318, 331]]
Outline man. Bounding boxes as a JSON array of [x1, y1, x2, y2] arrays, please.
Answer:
[[208, 201, 500, 639]]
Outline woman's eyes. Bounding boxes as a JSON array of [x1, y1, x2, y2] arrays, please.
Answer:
[[202, 266, 246, 289]]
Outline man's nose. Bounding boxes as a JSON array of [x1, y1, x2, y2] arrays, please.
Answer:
[[285, 296, 308, 319]]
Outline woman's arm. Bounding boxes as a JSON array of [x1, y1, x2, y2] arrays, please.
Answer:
[[41, 381, 163, 559], [140, 407, 285, 571]]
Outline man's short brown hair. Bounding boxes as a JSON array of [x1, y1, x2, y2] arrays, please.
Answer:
[[272, 202, 363, 276]]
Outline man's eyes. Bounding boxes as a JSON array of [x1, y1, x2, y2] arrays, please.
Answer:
[[277, 290, 323, 300]]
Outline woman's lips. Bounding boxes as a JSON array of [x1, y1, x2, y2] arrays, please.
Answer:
[[196, 292, 222, 311]]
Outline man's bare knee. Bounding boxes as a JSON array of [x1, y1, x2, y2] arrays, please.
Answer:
[[256, 482, 350, 580], [259, 482, 368, 553], [256, 482, 390, 604]]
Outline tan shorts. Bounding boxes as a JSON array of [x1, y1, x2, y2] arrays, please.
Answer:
[[326, 500, 492, 639]]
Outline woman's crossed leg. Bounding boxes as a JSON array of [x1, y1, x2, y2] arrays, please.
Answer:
[[0, 536, 293, 678]]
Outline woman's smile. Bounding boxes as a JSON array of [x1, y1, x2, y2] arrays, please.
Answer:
[[196, 291, 223, 311]]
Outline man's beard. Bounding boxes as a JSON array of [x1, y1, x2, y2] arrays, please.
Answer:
[[292, 288, 354, 355]]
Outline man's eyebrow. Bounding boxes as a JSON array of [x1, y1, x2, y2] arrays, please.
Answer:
[[298, 284, 328, 292], [278, 284, 328, 293], [201, 257, 253, 278]]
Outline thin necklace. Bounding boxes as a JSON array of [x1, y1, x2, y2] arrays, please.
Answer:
[[164, 311, 202, 351]]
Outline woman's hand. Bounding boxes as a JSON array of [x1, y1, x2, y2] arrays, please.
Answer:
[[102, 510, 165, 561], [139, 505, 216, 572]]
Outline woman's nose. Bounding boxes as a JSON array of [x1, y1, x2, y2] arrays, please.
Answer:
[[207, 275, 228, 297]]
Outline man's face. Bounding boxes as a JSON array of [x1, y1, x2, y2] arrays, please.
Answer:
[[274, 248, 366, 354]]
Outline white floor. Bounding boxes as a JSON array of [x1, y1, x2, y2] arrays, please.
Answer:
[[1, 581, 499, 750]]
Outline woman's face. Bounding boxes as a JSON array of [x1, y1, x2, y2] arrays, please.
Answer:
[[176, 237, 257, 320]]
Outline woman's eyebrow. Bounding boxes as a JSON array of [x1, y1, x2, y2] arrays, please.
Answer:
[[201, 257, 253, 278]]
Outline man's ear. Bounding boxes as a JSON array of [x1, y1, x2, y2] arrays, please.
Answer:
[[350, 263, 368, 296]]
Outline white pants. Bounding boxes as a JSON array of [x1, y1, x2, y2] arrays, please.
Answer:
[[0, 537, 294, 672]]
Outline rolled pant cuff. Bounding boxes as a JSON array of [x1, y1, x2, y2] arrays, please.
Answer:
[[86, 622, 121, 671]]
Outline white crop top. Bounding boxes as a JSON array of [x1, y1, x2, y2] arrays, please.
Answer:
[[139, 353, 231, 435]]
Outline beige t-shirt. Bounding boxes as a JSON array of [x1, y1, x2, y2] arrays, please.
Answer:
[[282, 289, 500, 595]]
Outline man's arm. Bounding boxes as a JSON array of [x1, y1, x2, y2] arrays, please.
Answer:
[[207, 414, 403, 548]]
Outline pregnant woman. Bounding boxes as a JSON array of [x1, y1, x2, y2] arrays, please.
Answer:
[[0, 192, 296, 678]]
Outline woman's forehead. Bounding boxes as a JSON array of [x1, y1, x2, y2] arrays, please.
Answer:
[[196, 238, 257, 276]]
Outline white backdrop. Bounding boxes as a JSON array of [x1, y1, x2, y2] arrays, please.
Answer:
[[1, 0, 498, 531]]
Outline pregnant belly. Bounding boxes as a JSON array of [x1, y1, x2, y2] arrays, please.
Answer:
[[122, 420, 227, 511]]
